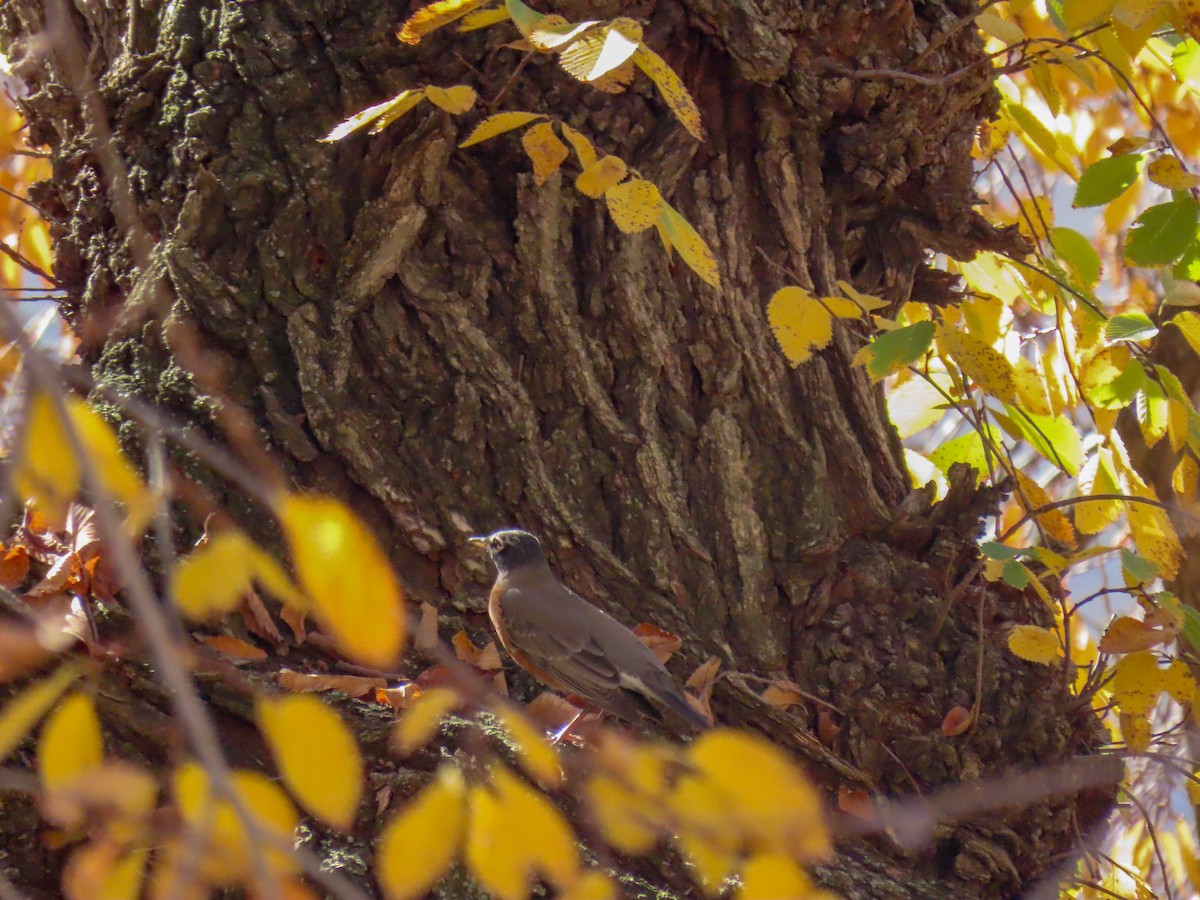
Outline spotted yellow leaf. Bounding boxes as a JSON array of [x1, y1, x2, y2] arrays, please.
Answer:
[[460, 112, 545, 148], [1126, 491, 1182, 579], [1147, 155, 1200, 189], [1074, 450, 1123, 535], [1007, 624, 1062, 664], [938, 327, 1017, 403], [575, 156, 628, 199], [377, 765, 466, 900], [767, 287, 834, 366], [660, 200, 720, 287], [1014, 471, 1076, 547], [604, 178, 662, 233], [520, 122, 570, 185], [398, 0, 490, 44], [1111, 650, 1166, 716], [631, 45, 704, 141], [560, 124, 597, 169]]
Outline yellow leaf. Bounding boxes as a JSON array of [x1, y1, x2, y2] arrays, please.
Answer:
[[392, 686, 462, 754], [823, 296, 867, 319], [459, 6, 512, 31], [0, 663, 84, 764], [13, 392, 81, 529], [1007, 625, 1063, 664], [586, 772, 660, 854], [423, 85, 478, 115], [1014, 471, 1076, 547], [38, 692, 103, 792], [493, 703, 563, 788], [277, 494, 406, 668], [459, 112, 546, 148], [1119, 710, 1151, 753], [63, 843, 149, 900], [1013, 357, 1052, 417], [466, 780, 527, 900], [1126, 492, 1182, 579], [559, 870, 618, 900], [938, 327, 1017, 402], [256, 694, 363, 831], [174, 530, 290, 621], [1029, 57, 1062, 118], [559, 19, 643, 81], [604, 178, 663, 233], [1004, 101, 1079, 178], [1111, 650, 1164, 716], [767, 286, 834, 366], [1074, 449, 1123, 534], [660, 200, 720, 287], [1147, 155, 1200, 189], [560, 124, 597, 169], [320, 90, 426, 142], [376, 765, 466, 900], [632, 45, 705, 141], [1163, 658, 1195, 704], [65, 398, 155, 534], [520, 121, 570, 185], [492, 764, 579, 889], [737, 852, 814, 899], [174, 762, 300, 884], [398, 0, 490, 43], [529, 18, 600, 51], [685, 729, 830, 861], [575, 156, 628, 199]]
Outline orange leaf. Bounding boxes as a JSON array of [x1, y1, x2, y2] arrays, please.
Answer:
[[0, 545, 30, 589], [274, 670, 386, 697], [939, 705, 974, 737], [632, 622, 682, 664], [200, 635, 269, 661]]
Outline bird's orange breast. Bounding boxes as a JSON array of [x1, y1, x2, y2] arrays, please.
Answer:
[[488, 584, 569, 693]]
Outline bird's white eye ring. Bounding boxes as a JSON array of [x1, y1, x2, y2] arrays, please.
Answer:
[[491, 537, 502, 551]]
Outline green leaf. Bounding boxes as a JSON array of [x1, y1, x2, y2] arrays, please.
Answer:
[[927, 426, 1000, 483], [1172, 233, 1200, 280], [860, 321, 936, 380], [1168, 310, 1200, 357], [981, 540, 1021, 560], [1001, 558, 1030, 588], [1073, 153, 1144, 208], [1090, 359, 1146, 409], [1121, 548, 1159, 584], [504, 0, 546, 36], [1181, 604, 1200, 656], [1173, 39, 1200, 83], [1004, 406, 1084, 476], [1125, 198, 1199, 267], [1049, 226, 1102, 286], [1105, 311, 1158, 343]]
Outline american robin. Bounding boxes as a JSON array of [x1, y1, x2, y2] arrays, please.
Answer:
[[469, 528, 710, 733]]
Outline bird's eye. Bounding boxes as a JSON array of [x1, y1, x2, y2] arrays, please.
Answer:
[[491, 537, 502, 551]]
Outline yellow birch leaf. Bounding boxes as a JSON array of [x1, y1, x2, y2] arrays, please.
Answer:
[[1167, 399, 1190, 453], [687, 729, 830, 861], [423, 85, 478, 115], [466, 780, 528, 900], [938, 327, 1017, 402], [174, 762, 300, 884], [1111, 650, 1163, 716], [1004, 101, 1079, 178], [65, 398, 156, 534], [320, 91, 425, 142], [604, 178, 662, 233], [586, 773, 659, 854], [392, 687, 462, 755], [823, 296, 866, 319], [460, 112, 545, 148], [63, 844, 149, 900], [559, 19, 643, 81], [1119, 711, 1151, 753], [398, 0, 490, 43], [559, 870, 618, 900], [493, 703, 563, 788], [492, 764, 580, 889], [836, 280, 889, 312], [575, 156, 628, 199], [1074, 449, 1123, 534], [767, 286, 834, 366], [1126, 492, 1182, 579], [1163, 658, 1195, 704], [1013, 357, 1053, 417], [376, 765, 466, 900], [0, 663, 84, 764], [560, 124, 597, 169], [520, 121, 570, 185], [13, 392, 80, 529], [1147, 155, 1200, 189], [660, 200, 720, 287], [256, 694, 363, 831], [1029, 57, 1062, 117], [459, 7, 512, 32], [737, 853, 814, 900], [1014, 471, 1076, 546], [632, 45, 705, 141], [174, 531, 261, 620], [38, 692, 103, 792], [1007, 625, 1062, 664], [277, 494, 406, 668], [529, 18, 599, 51]]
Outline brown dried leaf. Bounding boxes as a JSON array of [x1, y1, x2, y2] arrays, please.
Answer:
[[374, 683, 422, 711], [1098, 614, 1180, 654], [817, 708, 841, 746], [275, 670, 386, 697], [200, 634, 268, 661], [476, 640, 503, 671], [685, 655, 720, 725], [940, 705, 974, 737], [761, 680, 804, 710], [239, 590, 286, 647], [415, 601, 441, 651], [281, 604, 308, 644], [0, 544, 30, 589], [837, 787, 875, 821], [633, 622, 682, 665]]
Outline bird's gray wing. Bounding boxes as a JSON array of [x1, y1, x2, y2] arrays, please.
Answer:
[[499, 584, 661, 723]]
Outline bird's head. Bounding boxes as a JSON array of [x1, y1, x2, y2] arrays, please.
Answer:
[[468, 528, 547, 576]]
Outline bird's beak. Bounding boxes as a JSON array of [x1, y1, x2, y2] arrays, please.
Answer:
[[467, 535, 488, 546]]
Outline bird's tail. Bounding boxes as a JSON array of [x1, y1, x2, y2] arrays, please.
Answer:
[[652, 683, 712, 732]]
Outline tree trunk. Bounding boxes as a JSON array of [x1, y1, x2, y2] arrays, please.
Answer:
[[0, 0, 1115, 897]]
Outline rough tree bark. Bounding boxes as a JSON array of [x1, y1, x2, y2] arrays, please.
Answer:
[[0, 0, 1116, 897]]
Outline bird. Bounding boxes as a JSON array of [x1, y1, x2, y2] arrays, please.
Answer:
[[469, 528, 710, 735]]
